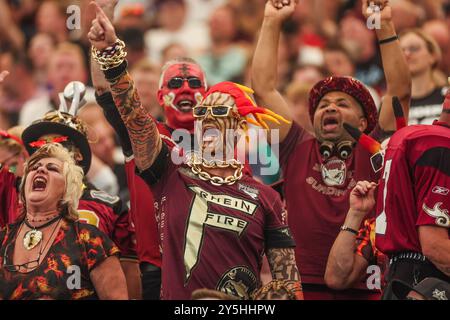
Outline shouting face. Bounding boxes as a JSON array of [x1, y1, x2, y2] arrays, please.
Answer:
[[313, 91, 367, 143], [24, 157, 66, 212], [158, 62, 207, 131], [193, 92, 244, 162]]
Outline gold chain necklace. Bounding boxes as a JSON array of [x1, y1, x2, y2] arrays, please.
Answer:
[[187, 153, 244, 186]]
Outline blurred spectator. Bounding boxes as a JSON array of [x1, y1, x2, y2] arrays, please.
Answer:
[[0, 126, 27, 177], [161, 43, 189, 65], [391, 0, 424, 33], [229, 0, 266, 43], [422, 19, 450, 74], [119, 27, 147, 68], [185, 0, 227, 26], [145, 0, 210, 64], [35, 0, 70, 43], [0, 51, 42, 121], [19, 42, 94, 126], [0, 0, 25, 51], [285, 82, 315, 134], [197, 5, 248, 85], [27, 32, 57, 88], [323, 42, 356, 78], [130, 59, 164, 121], [339, 15, 383, 88], [400, 29, 448, 124], [78, 102, 127, 202], [322, 42, 381, 107]]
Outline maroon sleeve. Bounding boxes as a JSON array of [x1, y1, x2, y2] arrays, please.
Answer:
[[112, 210, 138, 260], [125, 160, 162, 267], [413, 146, 450, 229], [264, 190, 296, 249], [0, 168, 19, 227], [278, 122, 308, 169]]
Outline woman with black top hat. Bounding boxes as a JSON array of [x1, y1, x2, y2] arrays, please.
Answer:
[[0, 143, 128, 299]]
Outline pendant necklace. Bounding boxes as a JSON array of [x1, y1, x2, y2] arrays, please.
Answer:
[[23, 214, 61, 250]]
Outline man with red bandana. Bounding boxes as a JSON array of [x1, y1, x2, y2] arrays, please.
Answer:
[[252, 0, 411, 299], [90, 0, 207, 299]]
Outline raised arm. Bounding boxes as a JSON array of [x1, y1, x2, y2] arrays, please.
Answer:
[[88, 2, 162, 171], [363, 0, 411, 131], [252, 1, 297, 142], [325, 181, 377, 289]]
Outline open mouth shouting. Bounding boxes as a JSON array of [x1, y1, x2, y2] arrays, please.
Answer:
[[32, 175, 48, 191], [322, 115, 341, 132], [177, 99, 195, 113]]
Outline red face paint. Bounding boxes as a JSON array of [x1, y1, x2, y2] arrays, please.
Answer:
[[158, 63, 207, 132]]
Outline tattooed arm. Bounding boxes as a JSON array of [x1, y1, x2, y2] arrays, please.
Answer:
[[88, 2, 161, 171], [254, 248, 303, 300]]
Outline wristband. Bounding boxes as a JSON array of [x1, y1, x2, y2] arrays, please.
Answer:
[[340, 225, 358, 235], [379, 35, 398, 45]]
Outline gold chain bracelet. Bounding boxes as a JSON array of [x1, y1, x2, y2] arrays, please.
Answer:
[[91, 38, 127, 71]]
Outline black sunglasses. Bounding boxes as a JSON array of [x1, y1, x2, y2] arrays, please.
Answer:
[[168, 77, 203, 89]]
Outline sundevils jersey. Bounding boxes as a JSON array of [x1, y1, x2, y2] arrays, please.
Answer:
[[375, 123, 450, 255], [139, 158, 295, 300], [279, 123, 379, 286]]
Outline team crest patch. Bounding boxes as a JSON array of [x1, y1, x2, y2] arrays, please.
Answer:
[[432, 289, 448, 300], [321, 159, 347, 187], [90, 190, 119, 204], [238, 184, 259, 200], [216, 266, 258, 300], [423, 202, 450, 227]]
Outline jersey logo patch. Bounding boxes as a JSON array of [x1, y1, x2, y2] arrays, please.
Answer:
[[238, 184, 259, 200], [432, 289, 448, 300], [90, 190, 119, 205], [321, 159, 346, 187], [423, 202, 450, 227], [216, 266, 258, 300], [432, 186, 449, 196]]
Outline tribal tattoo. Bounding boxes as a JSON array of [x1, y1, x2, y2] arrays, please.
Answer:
[[108, 70, 162, 170], [266, 248, 301, 281]]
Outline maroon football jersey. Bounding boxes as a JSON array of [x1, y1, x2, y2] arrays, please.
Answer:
[[279, 123, 379, 286], [142, 159, 295, 300], [125, 159, 161, 266], [0, 168, 19, 228], [78, 187, 136, 259], [375, 123, 450, 255]]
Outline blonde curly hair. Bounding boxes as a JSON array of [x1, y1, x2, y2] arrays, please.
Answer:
[[19, 143, 84, 221]]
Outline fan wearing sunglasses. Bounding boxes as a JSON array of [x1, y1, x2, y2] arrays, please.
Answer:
[[89, 5, 304, 299], [88, 0, 207, 300], [157, 59, 207, 132]]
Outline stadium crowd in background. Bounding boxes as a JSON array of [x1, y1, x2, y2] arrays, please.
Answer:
[[0, 0, 449, 300]]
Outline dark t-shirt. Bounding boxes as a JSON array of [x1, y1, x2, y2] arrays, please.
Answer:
[[139, 154, 295, 300], [0, 220, 119, 300], [278, 123, 379, 286], [375, 123, 450, 255], [409, 87, 447, 125]]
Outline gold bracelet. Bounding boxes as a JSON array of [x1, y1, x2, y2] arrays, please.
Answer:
[[91, 39, 127, 71]]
